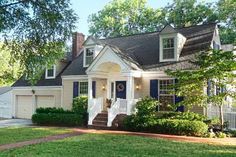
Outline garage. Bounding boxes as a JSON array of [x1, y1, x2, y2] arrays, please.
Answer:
[[36, 95, 55, 108], [16, 95, 33, 119]]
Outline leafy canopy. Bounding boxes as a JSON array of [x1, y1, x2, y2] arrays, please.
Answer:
[[88, 0, 235, 44], [0, 0, 77, 85], [167, 49, 236, 109]]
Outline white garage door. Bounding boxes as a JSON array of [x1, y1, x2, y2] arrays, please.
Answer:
[[16, 96, 33, 119], [36, 96, 55, 108]]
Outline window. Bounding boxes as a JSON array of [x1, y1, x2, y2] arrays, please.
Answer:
[[162, 38, 175, 60], [85, 47, 94, 66], [45, 65, 56, 79], [79, 82, 88, 96], [159, 79, 174, 111]]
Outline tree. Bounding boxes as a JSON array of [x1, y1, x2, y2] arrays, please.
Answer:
[[167, 50, 236, 130], [88, 0, 164, 38], [217, 0, 236, 44], [162, 0, 217, 28], [0, 45, 22, 86], [0, 0, 77, 85]]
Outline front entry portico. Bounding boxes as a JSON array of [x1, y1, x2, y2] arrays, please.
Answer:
[[86, 46, 141, 127]]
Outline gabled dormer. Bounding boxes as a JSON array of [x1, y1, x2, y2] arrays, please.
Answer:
[[159, 25, 186, 62], [83, 36, 103, 67]]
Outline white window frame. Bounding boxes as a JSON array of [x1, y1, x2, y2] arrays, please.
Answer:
[[83, 46, 95, 67], [158, 79, 175, 111], [160, 35, 177, 62], [79, 81, 88, 96], [45, 65, 56, 79]]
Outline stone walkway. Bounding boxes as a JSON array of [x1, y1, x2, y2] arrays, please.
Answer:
[[73, 128, 236, 146], [0, 132, 81, 151]]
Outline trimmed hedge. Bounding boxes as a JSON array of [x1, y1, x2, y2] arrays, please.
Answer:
[[123, 116, 208, 137], [35, 107, 73, 114], [154, 119, 208, 136], [157, 112, 207, 121], [32, 113, 83, 126]]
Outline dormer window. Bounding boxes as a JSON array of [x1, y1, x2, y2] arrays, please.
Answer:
[[163, 38, 175, 60], [84, 47, 94, 67], [45, 65, 56, 79]]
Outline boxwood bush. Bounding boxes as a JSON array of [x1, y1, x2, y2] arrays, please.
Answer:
[[32, 96, 88, 126], [123, 97, 208, 137], [32, 113, 83, 126]]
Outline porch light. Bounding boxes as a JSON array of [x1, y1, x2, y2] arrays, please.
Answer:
[[136, 84, 140, 90], [102, 85, 106, 91]]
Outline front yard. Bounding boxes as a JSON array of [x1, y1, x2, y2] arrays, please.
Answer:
[[0, 127, 72, 145], [0, 129, 236, 157]]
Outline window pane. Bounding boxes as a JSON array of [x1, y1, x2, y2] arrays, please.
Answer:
[[79, 82, 88, 95], [85, 48, 94, 65], [47, 66, 54, 77], [163, 38, 175, 60], [86, 56, 93, 65], [163, 48, 174, 59]]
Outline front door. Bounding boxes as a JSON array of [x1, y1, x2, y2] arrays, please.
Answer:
[[116, 81, 126, 99]]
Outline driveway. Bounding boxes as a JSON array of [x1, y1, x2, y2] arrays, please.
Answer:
[[0, 119, 32, 128]]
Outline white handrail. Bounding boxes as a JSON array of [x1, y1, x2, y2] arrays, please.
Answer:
[[88, 97, 103, 125], [107, 98, 138, 127]]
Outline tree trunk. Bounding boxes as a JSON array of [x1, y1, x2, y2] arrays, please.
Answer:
[[219, 105, 224, 131]]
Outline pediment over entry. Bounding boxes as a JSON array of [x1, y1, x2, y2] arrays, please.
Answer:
[[86, 46, 133, 74]]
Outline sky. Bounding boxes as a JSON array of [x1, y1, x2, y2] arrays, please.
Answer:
[[70, 0, 217, 36]]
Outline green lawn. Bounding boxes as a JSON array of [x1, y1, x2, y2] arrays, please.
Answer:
[[0, 127, 72, 145], [1, 134, 236, 157]]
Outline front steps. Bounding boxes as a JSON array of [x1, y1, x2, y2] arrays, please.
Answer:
[[88, 112, 128, 130], [88, 112, 110, 130]]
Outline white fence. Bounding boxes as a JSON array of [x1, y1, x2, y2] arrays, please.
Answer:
[[207, 105, 236, 130]]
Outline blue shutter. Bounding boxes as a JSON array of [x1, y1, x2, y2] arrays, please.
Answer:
[[150, 80, 158, 99], [73, 82, 79, 98], [207, 80, 211, 96], [92, 81, 96, 98], [175, 79, 184, 112]]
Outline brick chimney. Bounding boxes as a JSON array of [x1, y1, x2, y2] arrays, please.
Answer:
[[72, 32, 85, 60]]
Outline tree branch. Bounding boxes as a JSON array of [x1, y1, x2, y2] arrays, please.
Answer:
[[0, 0, 29, 8]]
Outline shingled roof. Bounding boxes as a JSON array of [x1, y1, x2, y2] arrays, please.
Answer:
[[13, 23, 217, 86]]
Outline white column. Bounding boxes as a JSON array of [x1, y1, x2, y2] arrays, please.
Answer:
[[88, 77, 93, 101], [126, 76, 134, 115]]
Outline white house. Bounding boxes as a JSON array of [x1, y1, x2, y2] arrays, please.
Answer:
[[12, 23, 226, 128], [0, 87, 12, 118]]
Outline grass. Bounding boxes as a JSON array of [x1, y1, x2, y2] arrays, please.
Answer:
[[0, 127, 72, 145], [1, 134, 236, 157]]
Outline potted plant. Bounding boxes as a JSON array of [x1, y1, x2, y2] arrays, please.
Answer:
[[106, 98, 112, 108]]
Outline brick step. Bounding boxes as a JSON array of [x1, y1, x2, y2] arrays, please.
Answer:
[[92, 120, 107, 126], [88, 125, 115, 130], [93, 116, 108, 121]]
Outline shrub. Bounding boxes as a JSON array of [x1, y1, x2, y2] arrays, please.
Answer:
[[215, 132, 227, 138], [72, 96, 88, 125], [32, 113, 83, 126], [124, 117, 208, 136], [36, 107, 73, 114], [154, 119, 208, 137], [158, 112, 207, 121]]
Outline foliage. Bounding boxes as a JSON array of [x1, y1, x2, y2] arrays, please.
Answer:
[[167, 50, 236, 129], [0, 0, 78, 85], [158, 112, 207, 121], [88, 0, 163, 38], [162, 0, 217, 28], [35, 107, 73, 114], [88, 0, 235, 44], [72, 96, 88, 125], [215, 132, 227, 138], [124, 116, 208, 137], [155, 119, 208, 137], [32, 113, 83, 126], [0, 45, 22, 86]]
